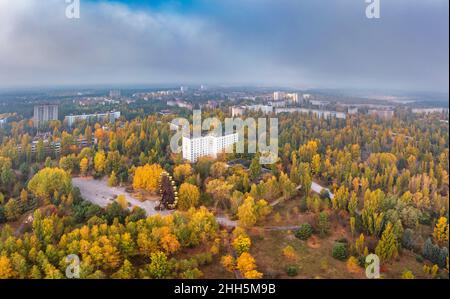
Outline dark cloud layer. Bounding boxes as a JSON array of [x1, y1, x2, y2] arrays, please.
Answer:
[[0, 0, 448, 92]]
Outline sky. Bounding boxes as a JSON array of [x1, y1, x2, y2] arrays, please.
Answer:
[[0, 0, 448, 93]]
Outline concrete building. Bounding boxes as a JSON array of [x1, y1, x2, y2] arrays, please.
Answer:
[[273, 92, 298, 103], [268, 101, 286, 108], [347, 107, 359, 115], [109, 90, 121, 98], [231, 105, 273, 116], [231, 106, 246, 117], [65, 111, 121, 127], [412, 108, 449, 114], [33, 104, 59, 127], [248, 105, 274, 114], [273, 91, 286, 101], [182, 133, 238, 163], [275, 107, 346, 119], [368, 109, 395, 119]]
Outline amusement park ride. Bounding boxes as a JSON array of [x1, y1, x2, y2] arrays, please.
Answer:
[[157, 171, 178, 210]]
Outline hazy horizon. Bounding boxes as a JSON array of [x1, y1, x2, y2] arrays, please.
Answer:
[[0, 0, 448, 93]]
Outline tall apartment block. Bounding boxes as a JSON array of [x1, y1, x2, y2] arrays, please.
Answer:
[[33, 104, 59, 127]]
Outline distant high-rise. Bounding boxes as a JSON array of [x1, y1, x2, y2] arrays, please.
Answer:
[[273, 91, 286, 101], [109, 89, 121, 98], [274, 91, 299, 103], [33, 104, 58, 127]]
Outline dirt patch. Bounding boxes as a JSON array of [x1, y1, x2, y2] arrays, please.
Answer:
[[307, 235, 321, 249]]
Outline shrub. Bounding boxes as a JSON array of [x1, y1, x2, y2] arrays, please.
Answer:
[[332, 242, 348, 261], [401, 229, 416, 250], [299, 198, 308, 213], [286, 265, 298, 277], [336, 237, 348, 244], [295, 224, 313, 240], [418, 212, 432, 225], [401, 270, 415, 279], [423, 238, 448, 268], [415, 255, 424, 263], [317, 212, 330, 237]]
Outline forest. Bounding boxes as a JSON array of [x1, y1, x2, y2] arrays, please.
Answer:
[[0, 104, 448, 279]]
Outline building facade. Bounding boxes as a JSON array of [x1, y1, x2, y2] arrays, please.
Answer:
[[65, 111, 121, 127], [182, 133, 238, 163], [33, 104, 59, 127]]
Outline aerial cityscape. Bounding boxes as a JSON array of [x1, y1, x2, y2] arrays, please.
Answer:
[[0, 0, 448, 288]]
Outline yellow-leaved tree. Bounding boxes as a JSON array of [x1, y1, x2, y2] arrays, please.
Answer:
[[236, 252, 262, 279], [132, 164, 163, 193], [432, 217, 449, 246], [178, 183, 200, 211], [94, 150, 106, 174]]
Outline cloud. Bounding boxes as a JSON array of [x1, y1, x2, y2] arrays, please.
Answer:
[[0, 0, 448, 92]]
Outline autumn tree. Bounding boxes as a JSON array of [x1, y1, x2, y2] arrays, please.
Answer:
[[94, 150, 106, 174], [0, 255, 15, 278], [173, 164, 192, 182], [205, 179, 233, 209], [236, 252, 262, 279], [27, 167, 72, 201], [432, 217, 449, 246], [178, 183, 200, 211], [80, 157, 89, 176], [375, 222, 399, 263], [4, 199, 21, 221], [147, 251, 171, 279], [210, 162, 228, 178], [221, 255, 235, 272], [117, 195, 128, 210], [108, 171, 118, 187], [133, 164, 163, 193], [233, 234, 251, 255], [237, 197, 258, 228]]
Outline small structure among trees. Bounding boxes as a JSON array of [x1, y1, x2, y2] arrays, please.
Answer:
[[157, 171, 178, 210]]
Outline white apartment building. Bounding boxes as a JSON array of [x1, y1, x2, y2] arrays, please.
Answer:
[[65, 111, 121, 127], [248, 105, 273, 114], [275, 108, 346, 119], [33, 104, 59, 127], [273, 91, 286, 101], [368, 109, 395, 119], [182, 133, 238, 163], [231, 105, 273, 116], [231, 106, 246, 117], [274, 91, 299, 103]]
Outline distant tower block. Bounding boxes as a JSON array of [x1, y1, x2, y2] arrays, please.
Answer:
[[33, 104, 59, 127], [109, 89, 121, 98]]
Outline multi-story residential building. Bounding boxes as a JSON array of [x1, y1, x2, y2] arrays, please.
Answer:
[[275, 107, 346, 119], [109, 90, 121, 98], [182, 133, 238, 163], [368, 109, 395, 119], [273, 92, 299, 103], [231, 105, 274, 117], [411, 108, 449, 114], [273, 91, 286, 101], [65, 111, 121, 127], [33, 104, 59, 127], [247, 105, 274, 114], [231, 106, 246, 117], [347, 107, 359, 115]]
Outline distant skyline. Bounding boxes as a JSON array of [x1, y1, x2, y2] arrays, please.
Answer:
[[0, 0, 448, 93]]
